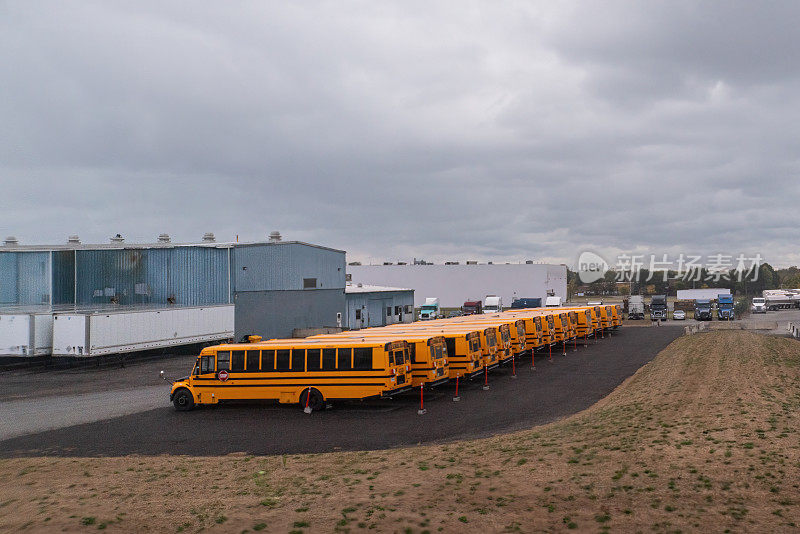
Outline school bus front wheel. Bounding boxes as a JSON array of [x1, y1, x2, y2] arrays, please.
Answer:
[[172, 388, 195, 411]]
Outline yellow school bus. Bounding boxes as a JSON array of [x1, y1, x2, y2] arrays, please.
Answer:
[[598, 306, 611, 330], [451, 316, 527, 360], [443, 318, 516, 364], [392, 326, 485, 378], [168, 338, 412, 412], [504, 314, 543, 350], [311, 332, 449, 388], [505, 310, 555, 348], [388, 323, 500, 370]]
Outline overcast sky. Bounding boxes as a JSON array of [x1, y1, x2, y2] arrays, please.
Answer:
[[2, 1, 799, 268]]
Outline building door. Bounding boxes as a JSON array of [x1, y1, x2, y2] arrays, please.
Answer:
[[368, 299, 385, 327]]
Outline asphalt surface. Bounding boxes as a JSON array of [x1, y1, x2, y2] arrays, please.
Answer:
[[0, 326, 682, 457]]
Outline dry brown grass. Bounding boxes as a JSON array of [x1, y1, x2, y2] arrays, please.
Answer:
[[1, 331, 799, 533]]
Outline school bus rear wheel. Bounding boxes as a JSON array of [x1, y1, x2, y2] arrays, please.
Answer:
[[299, 388, 324, 411], [173, 388, 195, 411]]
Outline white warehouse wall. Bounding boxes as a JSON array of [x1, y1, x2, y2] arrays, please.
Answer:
[[347, 264, 567, 308]]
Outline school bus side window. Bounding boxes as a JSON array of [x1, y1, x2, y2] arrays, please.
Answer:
[[217, 351, 230, 371], [291, 349, 305, 371], [307, 349, 321, 371], [353, 347, 372, 370], [262, 350, 275, 371], [276, 350, 290, 371], [337, 348, 352, 370], [200, 355, 213, 374], [246, 350, 260, 371], [322, 348, 336, 370], [231, 350, 245, 371]]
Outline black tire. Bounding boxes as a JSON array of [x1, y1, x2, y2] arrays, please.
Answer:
[[173, 388, 195, 411], [299, 388, 324, 412]]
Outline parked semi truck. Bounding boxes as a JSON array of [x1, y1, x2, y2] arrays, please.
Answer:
[[694, 299, 713, 321], [510, 297, 541, 309], [763, 290, 795, 310], [419, 298, 442, 320], [751, 297, 767, 313], [483, 295, 502, 313], [649, 295, 667, 321], [628, 295, 645, 320], [545, 296, 563, 307], [717, 294, 734, 320], [462, 300, 482, 315]]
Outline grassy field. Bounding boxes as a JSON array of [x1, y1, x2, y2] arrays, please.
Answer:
[[1, 331, 799, 532]]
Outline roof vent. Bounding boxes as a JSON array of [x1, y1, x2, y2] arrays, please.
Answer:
[[269, 230, 282, 242], [67, 235, 80, 244], [357, 283, 363, 287], [157, 233, 171, 243], [202, 232, 216, 242], [4, 236, 18, 246], [525, 260, 533, 264], [110, 234, 124, 243]]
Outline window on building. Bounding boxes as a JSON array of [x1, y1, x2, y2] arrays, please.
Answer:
[[394, 306, 401, 316], [353, 348, 373, 370], [355, 309, 361, 320], [404, 305, 412, 314], [216, 351, 230, 371], [307, 349, 321, 371], [246, 350, 260, 371], [276, 350, 290, 371], [291, 349, 305, 372], [337, 348, 352, 370], [386, 307, 391, 317], [231, 350, 245, 371], [345, 273, 352, 281], [322, 348, 336, 370], [261, 350, 275, 371], [303, 278, 317, 289]]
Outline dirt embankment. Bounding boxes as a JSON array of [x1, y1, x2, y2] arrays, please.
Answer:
[[1, 331, 798, 532]]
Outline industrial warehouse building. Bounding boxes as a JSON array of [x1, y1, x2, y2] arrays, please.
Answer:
[[348, 263, 567, 309], [0, 234, 346, 356], [344, 283, 414, 330]]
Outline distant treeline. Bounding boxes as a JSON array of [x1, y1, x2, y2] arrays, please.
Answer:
[[569, 264, 798, 297]]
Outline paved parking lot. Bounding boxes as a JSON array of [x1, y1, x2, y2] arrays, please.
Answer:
[[0, 326, 683, 457]]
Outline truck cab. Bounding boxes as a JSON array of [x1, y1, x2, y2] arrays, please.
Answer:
[[462, 300, 482, 315], [419, 298, 441, 320], [717, 294, 734, 320], [482, 295, 502, 313], [544, 296, 562, 307], [694, 299, 713, 321], [650, 295, 667, 321], [751, 297, 766, 314], [627, 295, 644, 320]]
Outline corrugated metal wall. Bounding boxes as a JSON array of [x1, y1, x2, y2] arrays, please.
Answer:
[[232, 243, 345, 292], [0, 251, 51, 306], [74, 247, 229, 307]]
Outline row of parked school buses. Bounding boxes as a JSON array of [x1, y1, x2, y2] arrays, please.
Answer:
[[168, 305, 623, 412]]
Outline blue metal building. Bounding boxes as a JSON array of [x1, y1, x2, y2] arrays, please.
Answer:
[[0, 234, 347, 352]]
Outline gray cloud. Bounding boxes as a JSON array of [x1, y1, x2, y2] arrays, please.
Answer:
[[1, 1, 799, 268]]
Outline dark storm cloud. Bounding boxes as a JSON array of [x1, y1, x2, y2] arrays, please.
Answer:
[[1, 1, 799, 267]]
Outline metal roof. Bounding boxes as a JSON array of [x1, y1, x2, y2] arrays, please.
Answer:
[[345, 283, 413, 293], [0, 240, 345, 254]]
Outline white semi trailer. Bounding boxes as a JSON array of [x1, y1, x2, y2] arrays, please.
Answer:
[[52, 305, 234, 357]]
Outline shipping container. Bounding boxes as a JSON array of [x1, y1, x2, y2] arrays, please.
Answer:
[[0, 311, 53, 356], [52, 305, 234, 357]]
